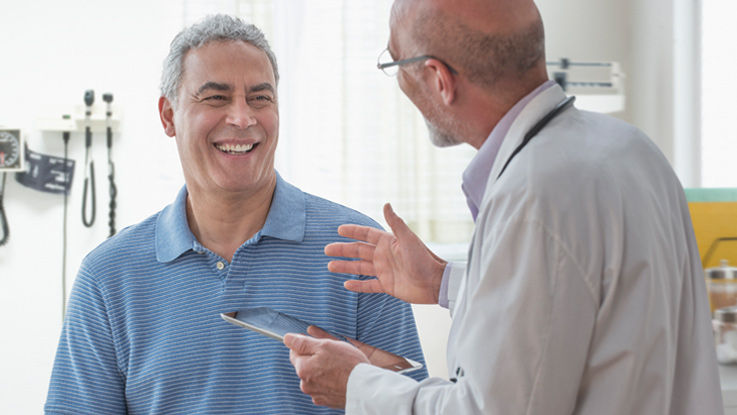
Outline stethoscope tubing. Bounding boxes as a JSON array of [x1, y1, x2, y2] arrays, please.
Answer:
[[496, 95, 576, 180]]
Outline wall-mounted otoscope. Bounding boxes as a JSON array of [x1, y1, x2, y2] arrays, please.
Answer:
[[81, 89, 96, 227], [103, 93, 117, 237]]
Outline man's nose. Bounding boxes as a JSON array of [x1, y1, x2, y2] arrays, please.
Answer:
[[225, 99, 257, 128]]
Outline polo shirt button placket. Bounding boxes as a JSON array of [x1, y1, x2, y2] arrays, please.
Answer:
[[218, 260, 237, 292]]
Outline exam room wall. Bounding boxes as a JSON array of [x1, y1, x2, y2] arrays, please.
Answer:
[[0, 1, 187, 413], [0, 0, 690, 413]]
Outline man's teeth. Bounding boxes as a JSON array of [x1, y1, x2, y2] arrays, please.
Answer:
[[216, 143, 255, 154]]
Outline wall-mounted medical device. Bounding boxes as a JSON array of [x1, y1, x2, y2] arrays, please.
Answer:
[[35, 99, 121, 134], [0, 128, 24, 247], [547, 58, 626, 113], [32, 91, 121, 316], [0, 129, 24, 172]]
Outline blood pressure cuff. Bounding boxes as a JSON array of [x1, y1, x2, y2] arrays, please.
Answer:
[[15, 145, 75, 195]]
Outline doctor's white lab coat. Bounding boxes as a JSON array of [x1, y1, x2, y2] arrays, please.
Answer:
[[345, 85, 723, 414]]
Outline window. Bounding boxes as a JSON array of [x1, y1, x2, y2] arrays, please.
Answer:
[[184, 0, 475, 255], [701, 0, 737, 187]]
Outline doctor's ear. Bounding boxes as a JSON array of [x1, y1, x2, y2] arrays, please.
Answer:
[[424, 58, 457, 106], [158, 96, 176, 137]]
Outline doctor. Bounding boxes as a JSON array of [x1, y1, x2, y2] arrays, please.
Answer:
[[285, 0, 723, 413]]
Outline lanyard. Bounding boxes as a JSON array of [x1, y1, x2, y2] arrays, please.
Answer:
[[496, 96, 576, 180]]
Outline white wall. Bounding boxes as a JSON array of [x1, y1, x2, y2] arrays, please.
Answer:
[[0, 1, 185, 413], [0, 1, 691, 413], [539, 0, 700, 186]]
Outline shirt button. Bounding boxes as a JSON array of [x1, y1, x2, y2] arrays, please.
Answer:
[[216, 261, 225, 270]]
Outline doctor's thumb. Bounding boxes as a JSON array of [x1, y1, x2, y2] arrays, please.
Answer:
[[383, 203, 411, 239], [284, 333, 315, 356]]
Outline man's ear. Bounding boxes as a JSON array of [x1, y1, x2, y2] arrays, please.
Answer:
[[158, 96, 176, 137], [424, 58, 456, 106]]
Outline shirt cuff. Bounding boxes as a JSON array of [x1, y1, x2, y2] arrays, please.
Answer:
[[438, 263, 453, 309]]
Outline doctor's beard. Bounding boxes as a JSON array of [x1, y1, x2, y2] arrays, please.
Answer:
[[424, 116, 462, 148]]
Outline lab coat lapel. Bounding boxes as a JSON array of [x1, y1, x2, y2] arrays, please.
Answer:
[[446, 84, 570, 379], [487, 84, 569, 184]]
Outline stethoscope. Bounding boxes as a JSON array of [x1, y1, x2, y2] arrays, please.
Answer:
[[496, 95, 576, 179]]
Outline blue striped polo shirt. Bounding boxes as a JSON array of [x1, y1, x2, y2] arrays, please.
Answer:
[[45, 173, 427, 414]]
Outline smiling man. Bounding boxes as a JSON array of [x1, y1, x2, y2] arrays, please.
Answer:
[[44, 14, 427, 415]]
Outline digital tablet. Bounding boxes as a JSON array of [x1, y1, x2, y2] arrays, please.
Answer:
[[221, 307, 424, 374]]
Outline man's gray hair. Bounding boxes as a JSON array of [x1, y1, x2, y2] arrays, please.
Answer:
[[160, 14, 279, 104]]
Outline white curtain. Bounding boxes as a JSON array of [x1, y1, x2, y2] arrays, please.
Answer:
[[184, 0, 475, 252]]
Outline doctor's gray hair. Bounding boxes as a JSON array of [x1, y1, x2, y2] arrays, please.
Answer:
[[160, 14, 279, 105]]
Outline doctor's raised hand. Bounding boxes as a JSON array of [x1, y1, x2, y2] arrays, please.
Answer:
[[325, 202, 447, 304], [284, 203, 443, 409]]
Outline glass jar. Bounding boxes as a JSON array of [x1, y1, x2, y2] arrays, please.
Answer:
[[714, 306, 737, 364], [706, 259, 737, 314]]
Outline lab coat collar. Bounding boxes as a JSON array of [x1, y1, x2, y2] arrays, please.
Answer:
[[155, 171, 305, 263], [487, 83, 569, 183], [462, 80, 556, 221]]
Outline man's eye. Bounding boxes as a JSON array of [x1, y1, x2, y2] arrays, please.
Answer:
[[204, 95, 228, 101], [248, 95, 274, 107]]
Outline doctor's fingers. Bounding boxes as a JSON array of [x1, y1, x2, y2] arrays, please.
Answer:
[[302, 384, 347, 409], [306, 325, 340, 341], [288, 342, 326, 384], [325, 241, 376, 262], [327, 258, 377, 277], [337, 223, 391, 245], [343, 278, 386, 294], [310, 393, 346, 409]]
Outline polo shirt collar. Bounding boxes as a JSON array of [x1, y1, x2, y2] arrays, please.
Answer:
[[156, 185, 196, 263], [155, 172, 305, 263], [261, 173, 306, 242]]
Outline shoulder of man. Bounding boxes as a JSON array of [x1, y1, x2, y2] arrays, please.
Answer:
[[79, 208, 162, 273], [301, 190, 384, 231]]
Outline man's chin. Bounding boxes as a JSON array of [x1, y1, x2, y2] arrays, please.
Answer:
[[425, 119, 461, 148]]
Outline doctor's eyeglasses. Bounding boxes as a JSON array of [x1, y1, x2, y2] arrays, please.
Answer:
[[376, 47, 458, 77]]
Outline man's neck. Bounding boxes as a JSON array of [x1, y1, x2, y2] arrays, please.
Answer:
[[185, 176, 276, 262], [466, 75, 550, 149]]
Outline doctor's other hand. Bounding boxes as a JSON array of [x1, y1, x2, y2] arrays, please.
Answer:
[[284, 332, 369, 409], [325, 203, 447, 304]]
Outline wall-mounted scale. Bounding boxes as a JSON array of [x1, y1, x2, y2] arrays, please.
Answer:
[[0, 129, 24, 246], [546, 58, 626, 114]]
